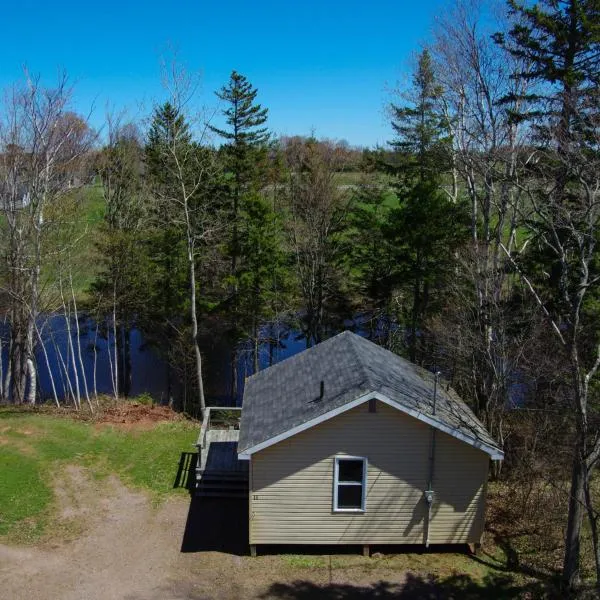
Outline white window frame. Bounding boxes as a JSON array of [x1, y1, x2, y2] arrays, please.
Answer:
[[333, 456, 367, 513]]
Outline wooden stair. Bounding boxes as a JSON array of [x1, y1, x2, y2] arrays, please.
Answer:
[[196, 471, 249, 498], [195, 407, 248, 499]]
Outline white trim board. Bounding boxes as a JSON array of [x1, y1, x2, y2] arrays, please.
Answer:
[[238, 391, 504, 460], [333, 456, 368, 512]]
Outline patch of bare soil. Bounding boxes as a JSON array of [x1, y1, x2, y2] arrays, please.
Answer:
[[95, 402, 184, 430], [0, 465, 196, 600]]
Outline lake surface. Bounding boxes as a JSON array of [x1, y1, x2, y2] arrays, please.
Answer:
[[0, 315, 310, 407]]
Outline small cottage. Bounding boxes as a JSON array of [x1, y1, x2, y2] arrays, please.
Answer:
[[236, 331, 502, 555]]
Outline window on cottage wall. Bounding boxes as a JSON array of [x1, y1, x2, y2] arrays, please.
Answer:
[[333, 456, 367, 512]]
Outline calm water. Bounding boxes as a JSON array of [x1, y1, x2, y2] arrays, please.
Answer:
[[0, 315, 529, 408], [0, 315, 310, 406]]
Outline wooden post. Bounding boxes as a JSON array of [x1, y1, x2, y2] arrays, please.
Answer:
[[468, 542, 481, 556], [250, 545, 257, 557], [362, 544, 370, 558]]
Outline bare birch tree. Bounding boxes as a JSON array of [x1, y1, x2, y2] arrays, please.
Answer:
[[430, 0, 530, 447], [284, 139, 350, 347], [0, 72, 93, 404], [145, 61, 221, 418]]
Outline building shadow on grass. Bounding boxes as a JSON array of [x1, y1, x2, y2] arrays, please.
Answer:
[[259, 573, 555, 600], [256, 543, 471, 557], [180, 494, 249, 555], [174, 451, 249, 555]]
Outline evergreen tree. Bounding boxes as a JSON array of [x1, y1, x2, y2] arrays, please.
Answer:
[[210, 71, 270, 149], [386, 49, 463, 363], [143, 103, 197, 408], [385, 182, 469, 363], [235, 193, 290, 373], [93, 124, 147, 398], [146, 102, 193, 193], [210, 71, 274, 394], [210, 71, 270, 273], [389, 49, 450, 184]]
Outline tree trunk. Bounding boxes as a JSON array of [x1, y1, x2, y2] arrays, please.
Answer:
[[71, 277, 91, 411], [49, 325, 71, 403], [112, 285, 119, 400], [35, 322, 59, 407], [563, 444, 585, 589], [189, 249, 205, 418], [253, 315, 259, 375], [231, 349, 238, 403], [92, 322, 99, 398], [583, 467, 600, 591], [4, 338, 12, 401], [26, 358, 36, 404], [123, 325, 132, 398]]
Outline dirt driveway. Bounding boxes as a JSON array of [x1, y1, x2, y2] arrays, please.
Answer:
[[0, 465, 534, 600], [0, 466, 406, 600]]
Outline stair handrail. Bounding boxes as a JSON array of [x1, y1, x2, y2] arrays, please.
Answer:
[[198, 406, 242, 450]]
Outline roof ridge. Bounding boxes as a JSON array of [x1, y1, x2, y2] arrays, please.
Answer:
[[244, 330, 354, 383], [346, 332, 373, 389]]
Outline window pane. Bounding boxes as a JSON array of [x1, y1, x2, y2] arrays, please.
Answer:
[[338, 459, 363, 483], [337, 485, 363, 509]]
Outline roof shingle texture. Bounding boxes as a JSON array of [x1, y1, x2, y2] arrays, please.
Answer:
[[238, 331, 501, 455]]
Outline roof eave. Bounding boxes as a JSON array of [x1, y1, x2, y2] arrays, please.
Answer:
[[238, 390, 504, 460]]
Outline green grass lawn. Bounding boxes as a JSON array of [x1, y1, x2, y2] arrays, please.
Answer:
[[0, 407, 197, 543], [67, 182, 107, 300]]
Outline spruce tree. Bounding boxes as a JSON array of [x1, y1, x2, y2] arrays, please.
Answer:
[[210, 71, 270, 274], [387, 49, 461, 363], [143, 103, 194, 406], [146, 102, 193, 193], [210, 71, 273, 393], [389, 49, 450, 184]]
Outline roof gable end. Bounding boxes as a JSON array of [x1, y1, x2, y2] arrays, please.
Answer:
[[238, 390, 504, 460]]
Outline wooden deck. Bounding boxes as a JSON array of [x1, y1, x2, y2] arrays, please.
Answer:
[[195, 407, 248, 498]]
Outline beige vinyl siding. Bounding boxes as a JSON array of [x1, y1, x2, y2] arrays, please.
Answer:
[[250, 400, 489, 545]]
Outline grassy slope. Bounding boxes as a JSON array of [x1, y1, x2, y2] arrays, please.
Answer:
[[69, 182, 106, 300], [0, 407, 197, 543]]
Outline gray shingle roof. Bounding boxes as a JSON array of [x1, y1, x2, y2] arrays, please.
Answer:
[[238, 331, 503, 458]]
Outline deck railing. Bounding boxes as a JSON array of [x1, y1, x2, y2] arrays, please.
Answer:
[[197, 406, 243, 450]]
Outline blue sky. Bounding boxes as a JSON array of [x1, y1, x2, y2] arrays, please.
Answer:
[[1, 0, 447, 147]]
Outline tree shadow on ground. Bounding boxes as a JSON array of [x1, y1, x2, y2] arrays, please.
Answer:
[[469, 525, 563, 588], [259, 572, 556, 600]]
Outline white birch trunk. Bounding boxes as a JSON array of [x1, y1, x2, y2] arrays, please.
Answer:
[[188, 245, 206, 418], [93, 321, 99, 399], [26, 358, 36, 404], [70, 269, 92, 411], [35, 322, 59, 407], [59, 271, 81, 410], [112, 283, 118, 400]]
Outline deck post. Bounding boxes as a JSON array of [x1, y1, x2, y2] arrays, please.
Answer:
[[362, 544, 370, 558], [250, 544, 257, 557], [468, 542, 481, 556]]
